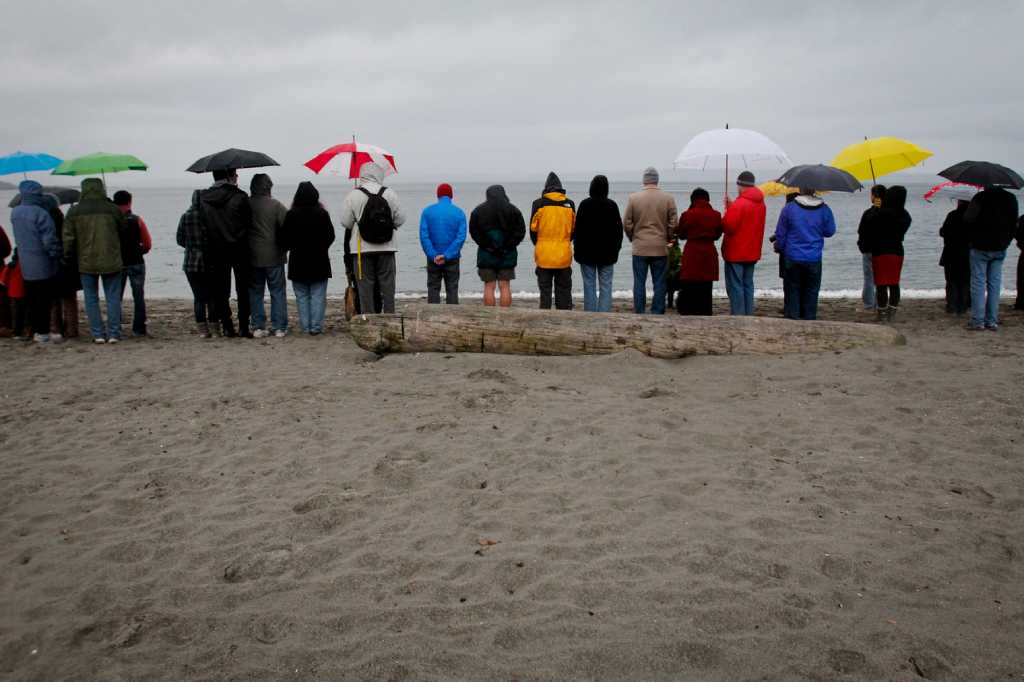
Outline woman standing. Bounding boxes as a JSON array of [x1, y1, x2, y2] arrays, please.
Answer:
[[573, 175, 622, 312], [674, 188, 723, 315], [862, 185, 911, 322], [939, 199, 971, 316], [282, 182, 335, 335], [469, 185, 526, 307], [775, 189, 837, 320], [11, 181, 62, 343]]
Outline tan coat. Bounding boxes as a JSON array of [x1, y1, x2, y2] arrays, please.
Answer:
[[623, 187, 678, 257]]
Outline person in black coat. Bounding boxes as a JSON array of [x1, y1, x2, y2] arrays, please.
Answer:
[[469, 185, 526, 307], [964, 186, 1019, 330], [861, 185, 911, 321], [281, 181, 335, 335], [939, 199, 971, 315], [856, 185, 885, 311], [572, 175, 622, 312], [1015, 216, 1024, 311]]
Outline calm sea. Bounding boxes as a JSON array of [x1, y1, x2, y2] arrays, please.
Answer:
[[3, 180, 1019, 299]]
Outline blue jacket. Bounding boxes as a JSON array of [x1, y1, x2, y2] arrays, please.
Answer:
[[11, 180, 61, 281], [775, 197, 837, 263], [419, 197, 467, 261]]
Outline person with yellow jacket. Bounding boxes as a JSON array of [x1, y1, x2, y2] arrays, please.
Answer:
[[530, 172, 575, 310]]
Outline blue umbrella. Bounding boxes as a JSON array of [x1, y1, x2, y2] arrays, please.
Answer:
[[0, 151, 63, 179]]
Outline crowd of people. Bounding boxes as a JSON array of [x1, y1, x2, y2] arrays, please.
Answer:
[[1, 164, 1022, 343]]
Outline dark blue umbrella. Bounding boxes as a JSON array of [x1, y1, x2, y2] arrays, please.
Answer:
[[0, 151, 63, 179], [939, 161, 1024, 189], [776, 164, 863, 192]]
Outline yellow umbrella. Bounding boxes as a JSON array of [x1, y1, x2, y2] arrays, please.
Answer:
[[758, 180, 799, 197], [830, 136, 933, 183]]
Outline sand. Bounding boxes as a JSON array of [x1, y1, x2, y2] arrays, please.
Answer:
[[1, 298, 1022, 681]]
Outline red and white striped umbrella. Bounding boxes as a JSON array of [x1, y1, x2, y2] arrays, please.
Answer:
[[923, 180, 981, 203], [304, 142, 397, 179]]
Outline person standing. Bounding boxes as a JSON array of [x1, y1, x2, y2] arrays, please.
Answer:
[[113, 190, 152, 337], [856, 185, 886, 312], [177, 190, 216, 337], [623, 167, 678, 314], [469, 185, 526, 307], [247, 174, 288, 338], [963, 185, 1019, 331], [774, 189, 837, 321], [340, 162, 405, 314], [674, 188, 723, 316], [0, 224, 11, 335], [573, 174, 622, 312], [63, 178, 125, 344], [530, 172, 575, 310], [282, 182, 335, 335], [939, 199, 972, 316], [861, 185, 911, 321], [11, 181, 62, 343], [1014, 216, 1024, 311], [419, 182, 467, 305], [721, 171, 766, 316], [200, 168, 252, 337]]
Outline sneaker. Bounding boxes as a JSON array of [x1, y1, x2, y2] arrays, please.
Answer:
[[252, 329, 269, 339], [49, 333, 64, 344], [107, 337, 120, 345], [33, 333, 50, 343], [274, 329, 287, 338], [197, 323, 211, 339], [985, 324, 999, 332], [94, 337, 107, 344]]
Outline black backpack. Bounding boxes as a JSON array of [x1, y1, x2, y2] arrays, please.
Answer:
[[357, 187, 395, 244]]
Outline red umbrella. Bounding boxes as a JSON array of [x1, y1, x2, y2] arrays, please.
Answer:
[[304, 142, 397, 179], [923, 180, 981, 203]]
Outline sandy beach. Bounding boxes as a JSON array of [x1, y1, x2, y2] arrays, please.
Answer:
[[1, 298, 1022, 681]]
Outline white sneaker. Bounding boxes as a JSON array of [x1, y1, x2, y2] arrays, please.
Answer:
[[252, 329, 269, 339], [94, 338, 107, 344], [33, 333, 49, 343], [49, 333, 64, 344], [274, 329, 287, 338], [107, 337, 120, 345]]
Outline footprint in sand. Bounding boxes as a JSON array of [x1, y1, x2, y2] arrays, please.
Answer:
[[828, 648, 867, 675], [223, 547, 292, 583], [247, 615, 294, 645]]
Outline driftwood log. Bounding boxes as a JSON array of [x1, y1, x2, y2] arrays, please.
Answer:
[[348, 304, 905, 358]]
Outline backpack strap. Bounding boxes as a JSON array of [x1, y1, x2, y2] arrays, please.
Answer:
[[358, 187, 371, 198], [377, 187, 387, 197]]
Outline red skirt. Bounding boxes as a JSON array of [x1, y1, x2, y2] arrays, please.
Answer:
[[872, 254, 904, 286]]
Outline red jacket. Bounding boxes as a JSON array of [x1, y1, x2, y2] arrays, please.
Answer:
[[722, 186, 767, 263], [675, 199, 723, 281]]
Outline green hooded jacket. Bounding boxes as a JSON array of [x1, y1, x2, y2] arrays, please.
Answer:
[[63, 178, 125, 275]]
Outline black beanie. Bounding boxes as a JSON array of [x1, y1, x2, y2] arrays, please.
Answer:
[[737, 170, 756, 187]]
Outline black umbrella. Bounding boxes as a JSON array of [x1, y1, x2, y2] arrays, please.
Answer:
[[776, 164, 863, 192], [186, 148, 280, 173], [8, 186, 81, 208], [938, 160, 1024, 189]]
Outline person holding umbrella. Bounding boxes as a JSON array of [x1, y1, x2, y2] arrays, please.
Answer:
[[860, 186, 911, 322], [856, 185, 886, 312], [773, 188, 837, 321], [1015, 215, 1024, 312], [721, 170, 767, 316], [963, 185, 1019, 331], [11, 181, 62, 343], [200, 168, 253, 337]]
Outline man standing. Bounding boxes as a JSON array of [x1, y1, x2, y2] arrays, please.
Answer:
[[64, 178, 125, 343], [113, 190, 152, 337], [419, 183, 467, 304], [200, 168, 252, 337], [963, 185, 1019, 331], [248, 174, 288, 337], [340, 162, 405, 314], [530, 172, 575, 310], [623, 167, 677, 314], [721, 170, 767, 315]]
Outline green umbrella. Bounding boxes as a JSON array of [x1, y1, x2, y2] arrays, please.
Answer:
[[51, 152, 147, 182]]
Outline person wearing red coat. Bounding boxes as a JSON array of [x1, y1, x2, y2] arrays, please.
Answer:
[[675, 188, 723, 315], [722, 171, 767, 315]]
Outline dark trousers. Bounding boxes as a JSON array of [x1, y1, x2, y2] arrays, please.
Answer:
[[427, 259, 460, 304], [945, 265, 971, 314], [536, 267, 572, 310], [186, 271, 214, 323], [210, 255, 251, 334], [783, 259, 822, 320], [23, 278, 55, 337], [357, 252, 396, 314], [1017, 252, 1024, 309], [876, 284, 901, 309], [121, 263, 147, 335], [676, 280, 713, 316]]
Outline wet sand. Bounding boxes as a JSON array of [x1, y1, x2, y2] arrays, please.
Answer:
[[1, 298, 1022, 680]]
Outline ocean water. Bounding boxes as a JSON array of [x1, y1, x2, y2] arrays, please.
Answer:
[[2, 180, 1019, 299]]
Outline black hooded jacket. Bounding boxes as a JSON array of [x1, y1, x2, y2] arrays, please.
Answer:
[[964, 187, 1019, 252], [281, 182, 335, 283], [200, 181, 252, 259], [573, 175, 623, 266], [469, 185, 526, 270], [861, 185, 911, 257], [939, 201, 971, 272]]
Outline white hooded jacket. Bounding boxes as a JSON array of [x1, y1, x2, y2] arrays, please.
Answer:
[[339, 162, 406, 254]]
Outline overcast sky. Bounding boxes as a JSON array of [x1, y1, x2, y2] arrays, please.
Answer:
[[2, 1, 1021, 185]]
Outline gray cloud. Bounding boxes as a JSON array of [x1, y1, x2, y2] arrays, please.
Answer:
[[2, 0, 1022, 184]]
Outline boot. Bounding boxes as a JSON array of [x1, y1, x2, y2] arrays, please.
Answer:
[[888, 306, 898, 322], [197, 322, 210, 339]]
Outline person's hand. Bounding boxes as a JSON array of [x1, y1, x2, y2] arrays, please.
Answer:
[[666, 241, 675, 249], [434, 255, 445, 265]]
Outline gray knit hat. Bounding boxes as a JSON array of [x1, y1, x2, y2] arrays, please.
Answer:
[[737, 170, 756, 187], [642, 166, 659, 185]]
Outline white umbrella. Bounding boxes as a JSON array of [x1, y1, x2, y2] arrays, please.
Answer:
[[674, 125, 792, 190]]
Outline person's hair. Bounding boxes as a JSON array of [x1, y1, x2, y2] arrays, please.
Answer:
[[785, 192, 798, 203], [212, 168, 237, 182], [690, 188, 710, 203], [870, 184, 887, 200], [112, 190, 132, 206]]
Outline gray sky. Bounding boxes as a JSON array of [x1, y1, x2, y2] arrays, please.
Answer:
[[2, 0, 1021, 185]]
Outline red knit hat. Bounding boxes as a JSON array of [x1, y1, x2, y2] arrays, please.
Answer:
[[436, 183, 453, 198]]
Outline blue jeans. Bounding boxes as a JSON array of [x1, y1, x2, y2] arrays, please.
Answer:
[[862, 254, 876, 310], [81, 272, 124, 340], [783, 259, 822, 320], [969, 249, 1005, 328], [121, 263, 147, 335], [632, 255, 667, 314], [250, 265, 288, 332], [580, 263, 614, 312], [723, 261, 756, 315], [293, 280, 327, 333]]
